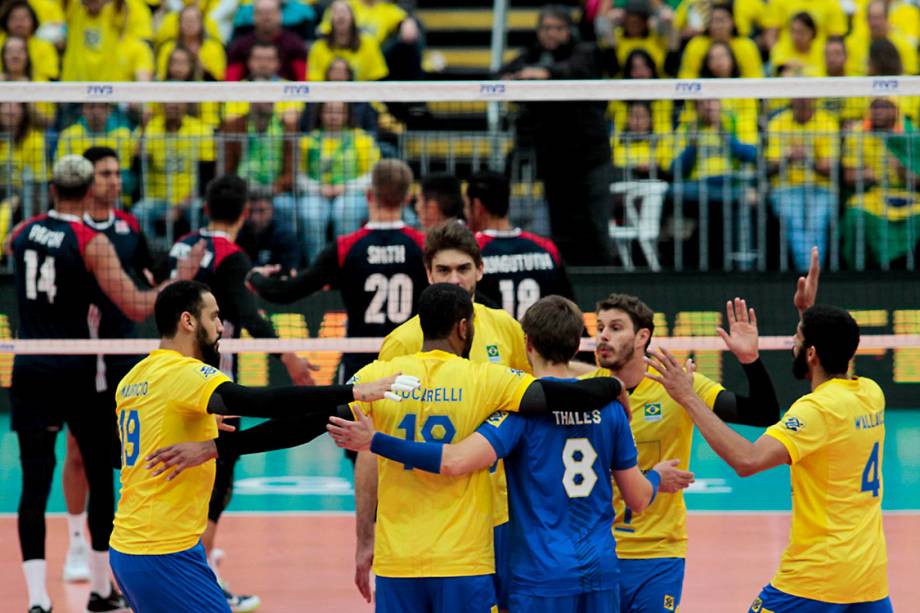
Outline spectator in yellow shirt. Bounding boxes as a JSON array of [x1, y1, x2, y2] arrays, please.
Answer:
[[134, 102, 216, 241], [308, 0, 388, 82], [770, 11, 825, 76], [678, 3, 763, 78], [0, 101, 47, 198], [610, 49, 673, 135], [820, 37, 865, 129], [55, 103, 136, 191], [766, 98, 839, 271], [287, 101, 380, 261], [61, 0, 154, 81], [762, 0, 846, 51], [607, 0, 670, 74], [156, 46, 221, 128], [846, 0, 918, 76], [156, 5, 226, 80], [0, 1, 58, 81], [612, 100, 672, 180]]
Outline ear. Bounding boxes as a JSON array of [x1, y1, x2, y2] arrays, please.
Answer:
[[635, 327, 651, 350], [475, 259, 484, 283], [457, 317, 470, 342], [179, 310, 196, 332], [525, 335, 534, 354]]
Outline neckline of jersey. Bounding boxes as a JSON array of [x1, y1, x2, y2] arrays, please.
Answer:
[[199, 229, 229, 239], [481, 227, 523, 238], [813, 376, 859, 393], [84, 211, 115, 230], [48, 209, 82, 223], [416, 349, 458, 360], [365, 221, 405, 230]]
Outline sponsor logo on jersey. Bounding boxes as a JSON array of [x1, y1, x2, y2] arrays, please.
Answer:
[[486, 344, 500, 362], [199, 365, 218, 379], [644, 402, 663, 421], [507, 368, 525, 376], [750, 597, 763, 612], [664, 594, 675, 611], [783, 416, 805, 432], [486, 411, 509, 427]]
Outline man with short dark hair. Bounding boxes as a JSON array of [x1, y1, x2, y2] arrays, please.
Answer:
[[329, 284, 629, 611], [109, 279, 412, 613], [465, 170, 573, 319], [226, 0, 308, 81], [585, 289, 781, 613], [647, 300, 892, 613], [10, 155, 201, 613], [416, 174, 463, 229], [236, 185, 301, 274], [167, 174, 315, 611]]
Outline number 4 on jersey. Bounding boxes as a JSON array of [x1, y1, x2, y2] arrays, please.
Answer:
[[23, 249, 57, 303], [861, 441, 881, 497]]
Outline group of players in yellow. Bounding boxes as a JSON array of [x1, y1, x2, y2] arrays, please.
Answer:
[[121, 222, 888, 613]]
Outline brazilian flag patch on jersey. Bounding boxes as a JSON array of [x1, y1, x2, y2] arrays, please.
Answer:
[[644, 402, 663, 421], [750, 597, 763, 612], [486, 411, 509, 427], [783, 416, 805, 432], [663, 594, 675, 611], [486, 344, 500, 362]]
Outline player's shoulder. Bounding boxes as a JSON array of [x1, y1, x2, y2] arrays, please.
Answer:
[[579, 367, 612, 379], [336, 225, 372, 259], [114, 209, 142, 233], [475, 302, 520, 328], [519, 230, 562, 263]]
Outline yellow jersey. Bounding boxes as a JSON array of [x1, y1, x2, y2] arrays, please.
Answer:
[[765, 377, 888, 603], [766, 109, 839, 189], [318, 0, 408, 46], [307, 33, 388, 82], [0, 130, 47, 187], [0, 34, 59, 81], [585, 366, 723, 558], [110, 349, 230, 555], [350, 351, 535, 577], [678, 36, 764, 79], [61, 0, 153, 81], [54, 123, 136, 175], [139, 115, 216, 202], [379, 301, 529, 526]]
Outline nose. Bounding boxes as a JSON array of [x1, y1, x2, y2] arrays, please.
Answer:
[[446, 271, 463, 285]]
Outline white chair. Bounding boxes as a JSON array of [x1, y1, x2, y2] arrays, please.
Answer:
[[609, 180, 669, 271]]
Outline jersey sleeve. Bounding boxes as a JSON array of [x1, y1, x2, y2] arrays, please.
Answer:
[[172, 361, 231, 416], [611, 403, 639, 470], [378, 326, 415, 360], [475, 411, 526, 459], [475, 364, 536, 421], [764, 398, 830, 464], [692, 372, 725, 410]]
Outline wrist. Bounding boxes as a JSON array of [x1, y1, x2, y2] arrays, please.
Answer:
[[738, 352, 759, 365], [645, 468, 661, 503]]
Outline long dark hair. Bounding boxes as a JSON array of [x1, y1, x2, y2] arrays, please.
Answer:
[[700, 40, 740, 78], [311, 101, 355, 130], [0, 0, 37, 36], [1, 35, 32, 80], [622, 48, 659, 79], [324, 1, 360, 52], [1, 101, 32, 143]]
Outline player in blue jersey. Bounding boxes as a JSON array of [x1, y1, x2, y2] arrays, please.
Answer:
[[329, 295, 694, 612]]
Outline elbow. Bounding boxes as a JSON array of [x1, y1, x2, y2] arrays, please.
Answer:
[[440, 453, 464, 477], [733, 458, 758, 478], [627, 498, 649, 514]]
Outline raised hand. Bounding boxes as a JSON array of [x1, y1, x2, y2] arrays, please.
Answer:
[[281, 352, 320, 386], [645, 348, 697, 406], [327, 405, 376, 452], [793, 247, 820, 315], [716, 297, 759, 364], [653, 459, 695, 493], [175, 239, 206, 281]]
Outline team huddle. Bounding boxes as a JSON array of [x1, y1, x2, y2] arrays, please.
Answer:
[[10, 153, 891, 613]]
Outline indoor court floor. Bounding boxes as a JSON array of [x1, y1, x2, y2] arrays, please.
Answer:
[[2, 410, 918, 612]]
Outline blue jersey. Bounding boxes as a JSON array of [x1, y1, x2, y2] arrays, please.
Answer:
[[477, 379, 637, 598]]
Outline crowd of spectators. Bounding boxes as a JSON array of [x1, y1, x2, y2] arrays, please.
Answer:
[[0, 0, 917, 271]]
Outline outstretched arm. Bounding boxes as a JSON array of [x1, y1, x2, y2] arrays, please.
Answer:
[[518, 377, 623, 413], [794, 247, 820, 317], [646, 348, 790, 477], [712, 298, 780, 427], [248, 244, 338, 304]]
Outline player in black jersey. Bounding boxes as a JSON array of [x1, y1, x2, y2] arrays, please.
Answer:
[[167, 174, 314, 612], [465, 170, 574, 320], [249, 159, 428, 385], [60, 147, 156, 585], [415, 173, 464, 229], [10, 155, 202, 613]]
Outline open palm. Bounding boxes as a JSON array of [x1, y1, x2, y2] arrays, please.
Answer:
[[717, 298, 759, 364]]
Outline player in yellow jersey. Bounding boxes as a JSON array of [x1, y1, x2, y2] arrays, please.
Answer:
[[109, 280, 414, 613], [356, 221, 530, 607], [585, 292, 780, 613], [344, 283, 626, 612], [647, 302, 891, 613]]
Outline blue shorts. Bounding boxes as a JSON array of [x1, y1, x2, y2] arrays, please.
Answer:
[[376, 575, 496, 613], [619, 557, 685, 613], [493, 522, 511, 609], [110, 542, 230, 613], [509, 588, 620, 613], [750, 584, 893, 613]]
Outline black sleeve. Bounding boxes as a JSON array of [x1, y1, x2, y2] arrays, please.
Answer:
[[518, 377, 622, 414], [712, 359, 780, 427], [547, 43, 603, 80], [197, 161, 217, 198], [248, 243, 338, 305], [217, 252, 277, 339], [208, 381, 355, 418], [214, 408, 352, 458], [133, 232, 155, 285]]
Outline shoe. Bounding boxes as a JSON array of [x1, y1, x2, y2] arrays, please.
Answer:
[[62, 540, 91, 582], [222, 586, 261, 613], [85, 584, 128, 612], [28, 606, 51, 613]]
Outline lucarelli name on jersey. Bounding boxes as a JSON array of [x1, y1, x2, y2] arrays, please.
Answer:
[[482, 252, 555, 274], [367, 245, 407, 265], [552, 410, 602, 426], [28, 225, 66, 249]]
